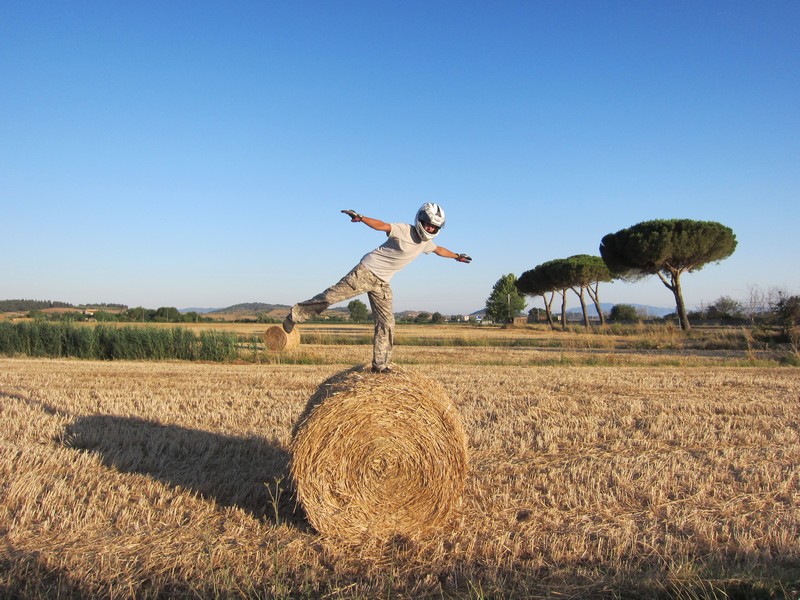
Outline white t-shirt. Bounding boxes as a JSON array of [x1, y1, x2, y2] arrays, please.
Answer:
[[359, 223, 437, 282]]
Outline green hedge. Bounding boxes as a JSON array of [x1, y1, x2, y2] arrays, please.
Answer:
[[0, 321, 239, 362]]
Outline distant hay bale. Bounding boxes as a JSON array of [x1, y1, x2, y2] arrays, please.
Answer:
[[290, 366, 468, 539], [263, 325, 300, 352]]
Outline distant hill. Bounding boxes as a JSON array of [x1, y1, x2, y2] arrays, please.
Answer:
[[3, 299, 674, 319], [205, 302, 291, 315], [190, 302, 350, 322]]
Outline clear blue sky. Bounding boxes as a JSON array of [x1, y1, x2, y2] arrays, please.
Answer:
[[2, 1, 798, 314]]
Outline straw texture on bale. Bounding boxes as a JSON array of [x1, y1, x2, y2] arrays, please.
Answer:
[[291, 366, 468, 539], [264, 324, 300, 352]]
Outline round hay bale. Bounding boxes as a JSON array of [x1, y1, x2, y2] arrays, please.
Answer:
[[291, 366, 468, 539], [264, 324, 300, 352]]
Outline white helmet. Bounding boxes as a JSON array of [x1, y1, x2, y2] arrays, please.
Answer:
[[415, 202, 446, 241]]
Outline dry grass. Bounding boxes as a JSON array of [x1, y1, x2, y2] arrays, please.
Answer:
[[28, 321, 785, 367], [261, 342, 774, 369], [1, 356, 798, 599]]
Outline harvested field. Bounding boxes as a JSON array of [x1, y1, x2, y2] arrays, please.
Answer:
[[1, 355, 798, 598]]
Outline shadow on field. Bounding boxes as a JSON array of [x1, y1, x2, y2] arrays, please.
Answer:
[[61, 415, 305, 526], [0, 546, 87, 599]]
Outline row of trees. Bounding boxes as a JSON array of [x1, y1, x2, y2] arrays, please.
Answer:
[[23, 306, 213, 324], [516, 255, 612, 328], [0, 299, 75, 312], [487, 219, 738, 331]]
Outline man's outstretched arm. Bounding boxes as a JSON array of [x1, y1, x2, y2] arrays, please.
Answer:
[[434, 246, 472, 263], [341, 209, 391, 232]]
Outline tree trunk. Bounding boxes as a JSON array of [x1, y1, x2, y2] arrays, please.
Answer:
[[542, 294, 553, 327], [543, 292, 556, 329], [587, 282, 605, 325], [658, 270, 690, 330], [573, 286, 590, 329], [559, 289, 568, 330], [672, 273, 690, 331]]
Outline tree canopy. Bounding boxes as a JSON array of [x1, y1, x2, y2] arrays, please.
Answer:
[[485, 274, 526, 323], [517, 256, 612, 329], [347, 299, 369, 323], [600, 219, 737, 330], [560, 255, 612, 326], [517, 260, 571, 329], [517, 264, 558, 327]]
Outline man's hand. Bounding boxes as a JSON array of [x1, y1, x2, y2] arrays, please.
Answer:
[[456, 254, 472, 263], [341, 209, 363, 222]]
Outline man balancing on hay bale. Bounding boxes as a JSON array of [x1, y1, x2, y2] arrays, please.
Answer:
[[282, 203, 472, 373]]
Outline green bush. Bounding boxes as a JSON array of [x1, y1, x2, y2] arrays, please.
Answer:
[[609, 304, 639, 322]]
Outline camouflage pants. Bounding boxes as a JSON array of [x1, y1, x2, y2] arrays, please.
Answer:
[[290, 264, 395, 371]]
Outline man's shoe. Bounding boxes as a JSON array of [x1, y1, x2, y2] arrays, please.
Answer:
[[282, 316, 295, 334], [371, 366, 392, 374]]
